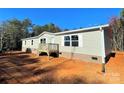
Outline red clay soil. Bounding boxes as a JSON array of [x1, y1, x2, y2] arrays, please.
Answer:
[[0, 51, 124, 84]]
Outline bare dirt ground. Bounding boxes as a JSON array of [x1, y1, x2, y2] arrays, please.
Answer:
[[0, 51, 124, 84]]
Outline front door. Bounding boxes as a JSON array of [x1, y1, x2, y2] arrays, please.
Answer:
[[51, 38, 54, 43]]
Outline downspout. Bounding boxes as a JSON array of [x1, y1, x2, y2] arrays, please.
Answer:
[[100, 27, 106, 73]]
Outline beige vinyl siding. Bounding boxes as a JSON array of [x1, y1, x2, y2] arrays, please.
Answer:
[[38, 34, 55, 44], [22, 29, 108, 57], [54, 35, 61, 45], [55, 30, 103, 56], [30, 39, 39, 49], [22, 38, 39, 49]]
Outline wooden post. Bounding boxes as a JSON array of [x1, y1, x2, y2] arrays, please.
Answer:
[[48, 43, 50, 60], [102, 63, 106, 73], [37, 50, 39, 57], [48, 52, 50, 60], [57, 44, 59, 57]]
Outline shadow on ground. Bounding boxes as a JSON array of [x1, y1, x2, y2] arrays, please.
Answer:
[[105, 52, 116, 64], [0, 51, 104, 84]]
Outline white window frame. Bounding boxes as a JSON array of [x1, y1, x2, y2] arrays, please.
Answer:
[[25, 41, 26, 45], [31, 40, 33, 45], [62, 34, 82, 47], [40, 38, 46, 44], [71, 35, 79, 47], [64, 35, 71, 46]]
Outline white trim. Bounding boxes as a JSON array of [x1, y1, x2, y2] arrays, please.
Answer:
[[25, 41, 26, 45], [63, 35, 71, 46], [31, 40, 33, 45], [21, 31, 54, 40], [40, 38, 47, 43], [79, 34, 83, 47], [62, 34, 82, 47], [100, 27, 106, 63], [61, 36, 64, 46], [46, 38, 47, 43], [55, 24, 109, 35]]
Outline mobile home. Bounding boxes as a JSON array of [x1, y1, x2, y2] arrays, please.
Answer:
[[21, 24, 111, 63]]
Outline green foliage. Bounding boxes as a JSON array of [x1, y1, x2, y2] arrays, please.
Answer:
[[120, 9, 124, 18], [32, 23, 61, 36], [0, 18, 62, 50], [0, 18, 32, 50], [32, 25, 43, 36]]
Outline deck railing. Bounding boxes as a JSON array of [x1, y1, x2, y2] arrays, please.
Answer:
[[38, 43, 59, 55]]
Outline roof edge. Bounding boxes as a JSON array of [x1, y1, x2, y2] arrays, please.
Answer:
[[21, 24, 109, 40], [21, 31, 54, 40], [55, 24, 109, 35]]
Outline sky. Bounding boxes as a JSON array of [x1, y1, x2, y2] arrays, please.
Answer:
[[0, 8, 122, 30]]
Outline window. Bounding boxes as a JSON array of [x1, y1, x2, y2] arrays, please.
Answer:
[[64, 36, 70, 46], [64, 35, 79, 47], [40, 38, 46, 44], [31, 40, 33, 45], [71, 35, 78, 47], [25, 41, 26, 45], [43, 38, 46, 43], [40, 39, 42, 43]]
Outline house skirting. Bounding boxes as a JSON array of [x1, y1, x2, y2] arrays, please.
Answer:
[[59, 52, 103, 63], [22, 47, 103, 63], [22, 47, 39, 54]]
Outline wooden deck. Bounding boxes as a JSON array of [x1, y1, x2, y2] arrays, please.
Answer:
[[38, 43, 59, 56]]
